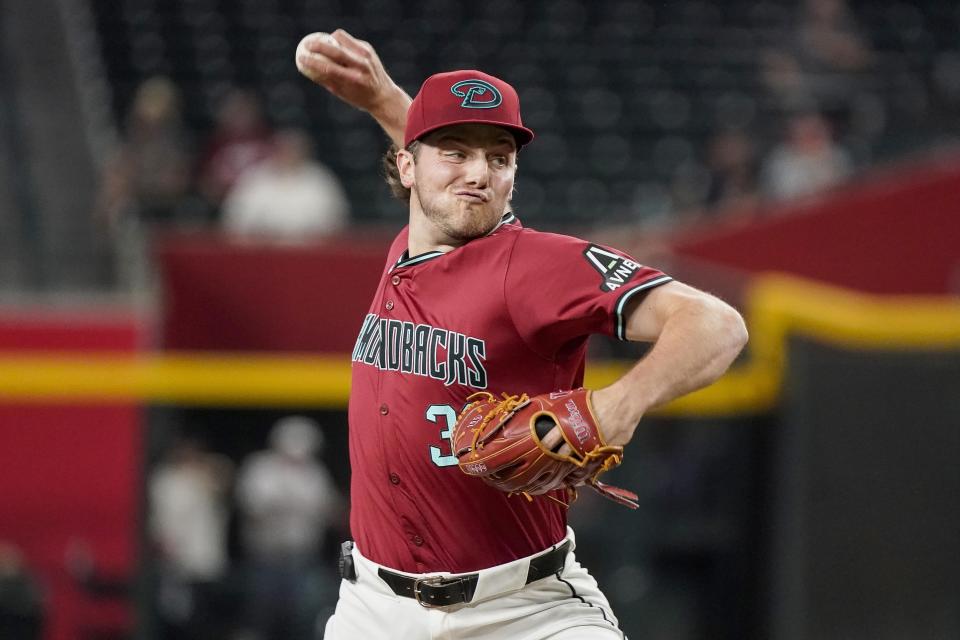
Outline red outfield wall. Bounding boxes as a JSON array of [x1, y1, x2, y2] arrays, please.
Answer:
[[671, 155, 960, 295], [156, 156, 960, 358], [156, 233, 390, 352], [0, 311, 143, 640]]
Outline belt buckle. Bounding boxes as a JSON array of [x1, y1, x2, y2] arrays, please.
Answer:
[[412, 575, 446, 608]]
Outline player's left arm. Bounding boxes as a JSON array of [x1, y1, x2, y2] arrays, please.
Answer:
[[590, 281, 748, 447]]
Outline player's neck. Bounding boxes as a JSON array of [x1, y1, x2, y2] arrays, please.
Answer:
[[407, 206, 462, 258]]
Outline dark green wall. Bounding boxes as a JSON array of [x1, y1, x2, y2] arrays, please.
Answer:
[[770, 339, 960, 640]]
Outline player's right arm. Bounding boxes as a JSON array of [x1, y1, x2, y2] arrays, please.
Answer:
[[295, 29, 411, 147]]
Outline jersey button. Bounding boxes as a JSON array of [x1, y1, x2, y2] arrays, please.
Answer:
[[380, 404, 389, 415], [412, 535, 424, 546], [391, 275, 401, 286], [389, 473, 400, 485], [385, 300, 394, 310]]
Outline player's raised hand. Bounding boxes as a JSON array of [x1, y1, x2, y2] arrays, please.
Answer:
[[295, 30, 385, 112], [295, 29, 411, 145]]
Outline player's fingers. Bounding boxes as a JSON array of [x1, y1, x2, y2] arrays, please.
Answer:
[[331, 29, 372, 59], [296, 46, 333, 75], [298, 52, 367, 87], [539, 427, 573, 457], [296, 52, 364, 90], [298, 32, 364, 69], [299, 32, 334, 54], [296, 39, 362, 82]]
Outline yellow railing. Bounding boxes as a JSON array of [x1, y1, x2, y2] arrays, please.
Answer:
[[1, 275, 958, 415]]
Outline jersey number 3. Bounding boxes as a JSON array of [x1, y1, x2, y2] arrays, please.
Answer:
[[426, 404, 459, 467]]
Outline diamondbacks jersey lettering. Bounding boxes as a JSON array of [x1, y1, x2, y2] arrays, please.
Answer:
[[351, 315, 488, 388], [348, 215, 671, 574]]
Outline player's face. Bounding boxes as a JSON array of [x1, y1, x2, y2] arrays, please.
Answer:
[[402, 124, 517, 243]]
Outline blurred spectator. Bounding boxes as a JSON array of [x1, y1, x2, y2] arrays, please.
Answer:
[[221, 129, 350, 242], [796, 0, 873, 75], [761, 112, 852, 201], [761, 49, 816, 114], [97, 76, 194, 228], [198, 88, 274, 208], [149, 436, 233, 640], [95, 77, 202, 291], [704, 130, 760, 211], [797, 0, 874, 131], [763, 0, 875, 137], [0, 541, 43, 640], [235, 416, 341, 640]]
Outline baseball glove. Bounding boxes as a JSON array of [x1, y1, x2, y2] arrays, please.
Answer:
[[452, 389, 639, 509]]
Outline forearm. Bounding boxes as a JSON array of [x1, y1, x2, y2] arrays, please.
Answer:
[[627, 298, 745, 408], [593, 296, 747, 443], [367, 84, 412, 147]]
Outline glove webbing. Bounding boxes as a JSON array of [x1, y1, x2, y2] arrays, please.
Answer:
[[465, 392, 529, 452]]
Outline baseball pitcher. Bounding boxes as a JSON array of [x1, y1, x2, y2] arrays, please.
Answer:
[[296, 30, 748, 640]]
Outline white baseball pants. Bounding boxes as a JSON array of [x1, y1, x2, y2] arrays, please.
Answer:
[[322, 527, 624, 639]]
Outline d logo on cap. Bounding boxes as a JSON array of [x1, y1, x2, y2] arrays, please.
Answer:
[[403, 69, 535, 147], [450, 79, 502, 109]]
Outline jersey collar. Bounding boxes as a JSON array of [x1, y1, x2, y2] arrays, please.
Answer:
[[486, 211, 518, 235], [391, 212, 520, 272], [392, 249, 445, 270]]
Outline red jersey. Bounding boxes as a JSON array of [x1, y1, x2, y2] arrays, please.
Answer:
[[348, 214, 671, 573]]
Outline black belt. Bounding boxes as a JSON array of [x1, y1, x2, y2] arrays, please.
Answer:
[[377, 540, 570, 608]]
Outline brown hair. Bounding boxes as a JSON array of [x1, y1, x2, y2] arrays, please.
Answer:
[[381, 141, 420, 202]]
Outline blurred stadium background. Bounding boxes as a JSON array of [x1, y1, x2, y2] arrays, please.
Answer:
[[1, 0, 959, 639]]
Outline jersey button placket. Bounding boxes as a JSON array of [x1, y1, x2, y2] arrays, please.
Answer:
[[391, 275, 401, 286], [385, 300, 394, 311]]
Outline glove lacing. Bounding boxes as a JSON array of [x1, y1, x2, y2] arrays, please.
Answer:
[[463, 392, 572, 508], [464, 391, 529, 452]]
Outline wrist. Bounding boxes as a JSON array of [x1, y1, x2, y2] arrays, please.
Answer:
[[590, 384, 646, 447], [368, 83, 410, 120]]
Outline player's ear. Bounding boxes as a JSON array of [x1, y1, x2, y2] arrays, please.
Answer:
[[397, 148, 416, 189]]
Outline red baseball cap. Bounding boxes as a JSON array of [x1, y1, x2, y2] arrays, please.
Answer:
[[404, 70, 535, 148]]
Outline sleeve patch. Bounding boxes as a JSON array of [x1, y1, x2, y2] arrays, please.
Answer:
[[583, 244, 645, 292]]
